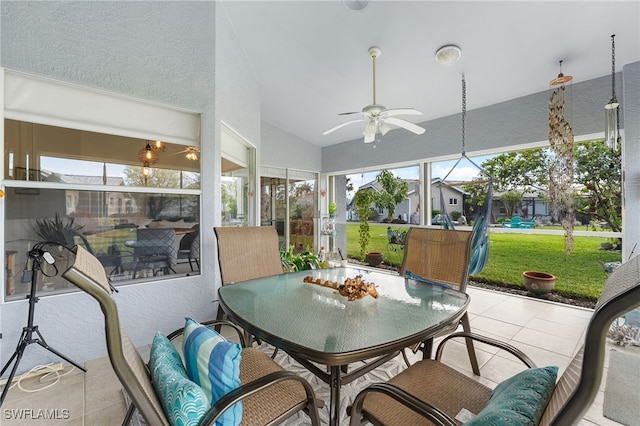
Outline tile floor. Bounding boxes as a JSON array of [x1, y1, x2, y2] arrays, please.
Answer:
[[1, 286, 636, 425]]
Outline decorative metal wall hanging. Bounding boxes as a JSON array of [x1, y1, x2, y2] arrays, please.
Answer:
[[549, 61, 575, 258]]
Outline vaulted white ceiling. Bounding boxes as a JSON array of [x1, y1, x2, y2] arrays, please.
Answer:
[[220, 1, 640, 147]]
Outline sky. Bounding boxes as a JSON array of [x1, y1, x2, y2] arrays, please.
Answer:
[[346, 155, 492, 198]]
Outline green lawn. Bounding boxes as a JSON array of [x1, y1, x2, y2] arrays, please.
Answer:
[[345, 223, 622, 300]]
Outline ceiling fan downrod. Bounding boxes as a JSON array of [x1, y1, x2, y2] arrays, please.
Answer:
[[369, 46, 381, 106]]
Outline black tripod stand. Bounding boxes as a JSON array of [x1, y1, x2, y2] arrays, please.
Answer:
[[0, 244, 86, 407]]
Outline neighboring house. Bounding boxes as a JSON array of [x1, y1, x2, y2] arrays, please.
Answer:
[[52, 173, 134, 218], [348, 177, 559, 225], [490, 189, 551, 222], [348, 178, 466, 223], [431, 178, 467, 216]]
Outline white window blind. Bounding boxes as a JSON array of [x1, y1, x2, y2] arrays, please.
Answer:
[[3, 69, 200, 146]]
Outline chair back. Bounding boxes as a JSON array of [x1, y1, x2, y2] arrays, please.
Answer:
[[190, 233, 200, 260], [541, 255, 640, 425], [179, 224, 200, 251], [61, 245, 169, 426], [136, 228, 178, 268], [214, 226, 283, 285], [399, 227, 474, 292]]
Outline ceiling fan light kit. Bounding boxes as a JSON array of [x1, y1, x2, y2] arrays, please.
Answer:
[[323, 46, 425, 145], [435, 45, 462, 66]]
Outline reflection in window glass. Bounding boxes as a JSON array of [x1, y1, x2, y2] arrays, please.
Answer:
[[4, 188, 200, 300], [221, 175, 248, 226], [5, 119, 200, 189], [289, 179, 315, 252], [3, 118, 202, 300]]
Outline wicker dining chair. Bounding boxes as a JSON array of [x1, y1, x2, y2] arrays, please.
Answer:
[[214, 226, 284, 347], [349, 254, 640, 426], [61, 245, 321, 426], [399, 227, 480, 374]]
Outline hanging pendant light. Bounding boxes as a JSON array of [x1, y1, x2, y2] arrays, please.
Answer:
[[605, 34, 620, 151], [151, 140, 166, 152], [137, 141, 159, 166]]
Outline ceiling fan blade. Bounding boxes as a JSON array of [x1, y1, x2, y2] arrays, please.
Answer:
[[363, 120, 376, 137], [382, 108, 422, 117], [338, 111, 361, 116], [384, 117, 426, 135], [363, 119, 378, 143], [322, 119, 363, 135]]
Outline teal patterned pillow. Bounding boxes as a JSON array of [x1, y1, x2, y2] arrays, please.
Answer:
[[183, 317, 242, 426], [149, 332, 187, 378], [149, 332, 210, 426], [464, 366, 558, 426], [152, 361, 210, 426]]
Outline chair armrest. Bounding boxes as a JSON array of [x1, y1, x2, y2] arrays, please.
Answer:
[[435, 332, 537, 368], [348, 383, 458, 426], [197, 370, 319, 426], [166, 319, 248, 347]]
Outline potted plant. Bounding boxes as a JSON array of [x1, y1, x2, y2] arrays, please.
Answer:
[[522, 271, 556, 295], [34, 213, 84, 245], [280, 246, 327, 271], [353, 188, 375, 262], [328, 202, 337, 218]]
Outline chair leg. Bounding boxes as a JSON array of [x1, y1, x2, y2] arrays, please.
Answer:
[[401, 348, 412, 367], [461, 312, 481, 375], [214, 306, 225, 333], [121, 402, 137, 426]]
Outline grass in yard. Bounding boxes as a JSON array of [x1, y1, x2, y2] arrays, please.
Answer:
[[345, 223, 622, 300]]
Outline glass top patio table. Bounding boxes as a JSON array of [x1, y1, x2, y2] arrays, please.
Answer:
[[218, 266, 469, 426]]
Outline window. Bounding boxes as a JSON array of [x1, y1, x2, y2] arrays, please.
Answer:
[[449, 198, 458, 205], [220, 124, 255, 227], [260, 168, 318, 251], [3, 70, 202, 300], [3, 120, 202, 300]]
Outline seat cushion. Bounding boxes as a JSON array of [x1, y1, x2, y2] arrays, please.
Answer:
[[149, 332, 210, 426], [464, 366, 558, 425], [363, 360, 492, 425], [182, 318, 242, 425]]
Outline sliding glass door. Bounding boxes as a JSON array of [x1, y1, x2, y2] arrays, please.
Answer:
[[260, 168, 318, 252]]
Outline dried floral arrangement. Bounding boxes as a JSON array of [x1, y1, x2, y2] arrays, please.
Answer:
[[303, 274, 379, 301]]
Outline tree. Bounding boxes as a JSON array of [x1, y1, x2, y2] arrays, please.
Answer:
[[123, 166, 184, 218], [353, 188, 375, 260], [372, 170, 409, 222], [574, 140, 621, 232], [482, 149, 550, 194], [501, 190, 524, 218], [474, 142, 621, 231], [123, 166, 181, 188]]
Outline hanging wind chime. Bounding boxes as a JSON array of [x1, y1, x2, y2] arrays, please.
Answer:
[[548, 60, 575, 258], [605, 34, 621, 151]]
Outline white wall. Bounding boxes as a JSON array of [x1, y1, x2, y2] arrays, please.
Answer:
[[321, 73, 619, 173], [0, 1, 260, 374], [622, 62, 640, 261], [261, 121, 322, 172]]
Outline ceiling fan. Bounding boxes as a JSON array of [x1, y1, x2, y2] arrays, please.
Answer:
[[169, 146, 200, 161], [323, 46, 426, 143]]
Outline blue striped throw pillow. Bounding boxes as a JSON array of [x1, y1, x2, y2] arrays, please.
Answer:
[[183, 318, 242, 426], [149, 332, 210, 426]]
